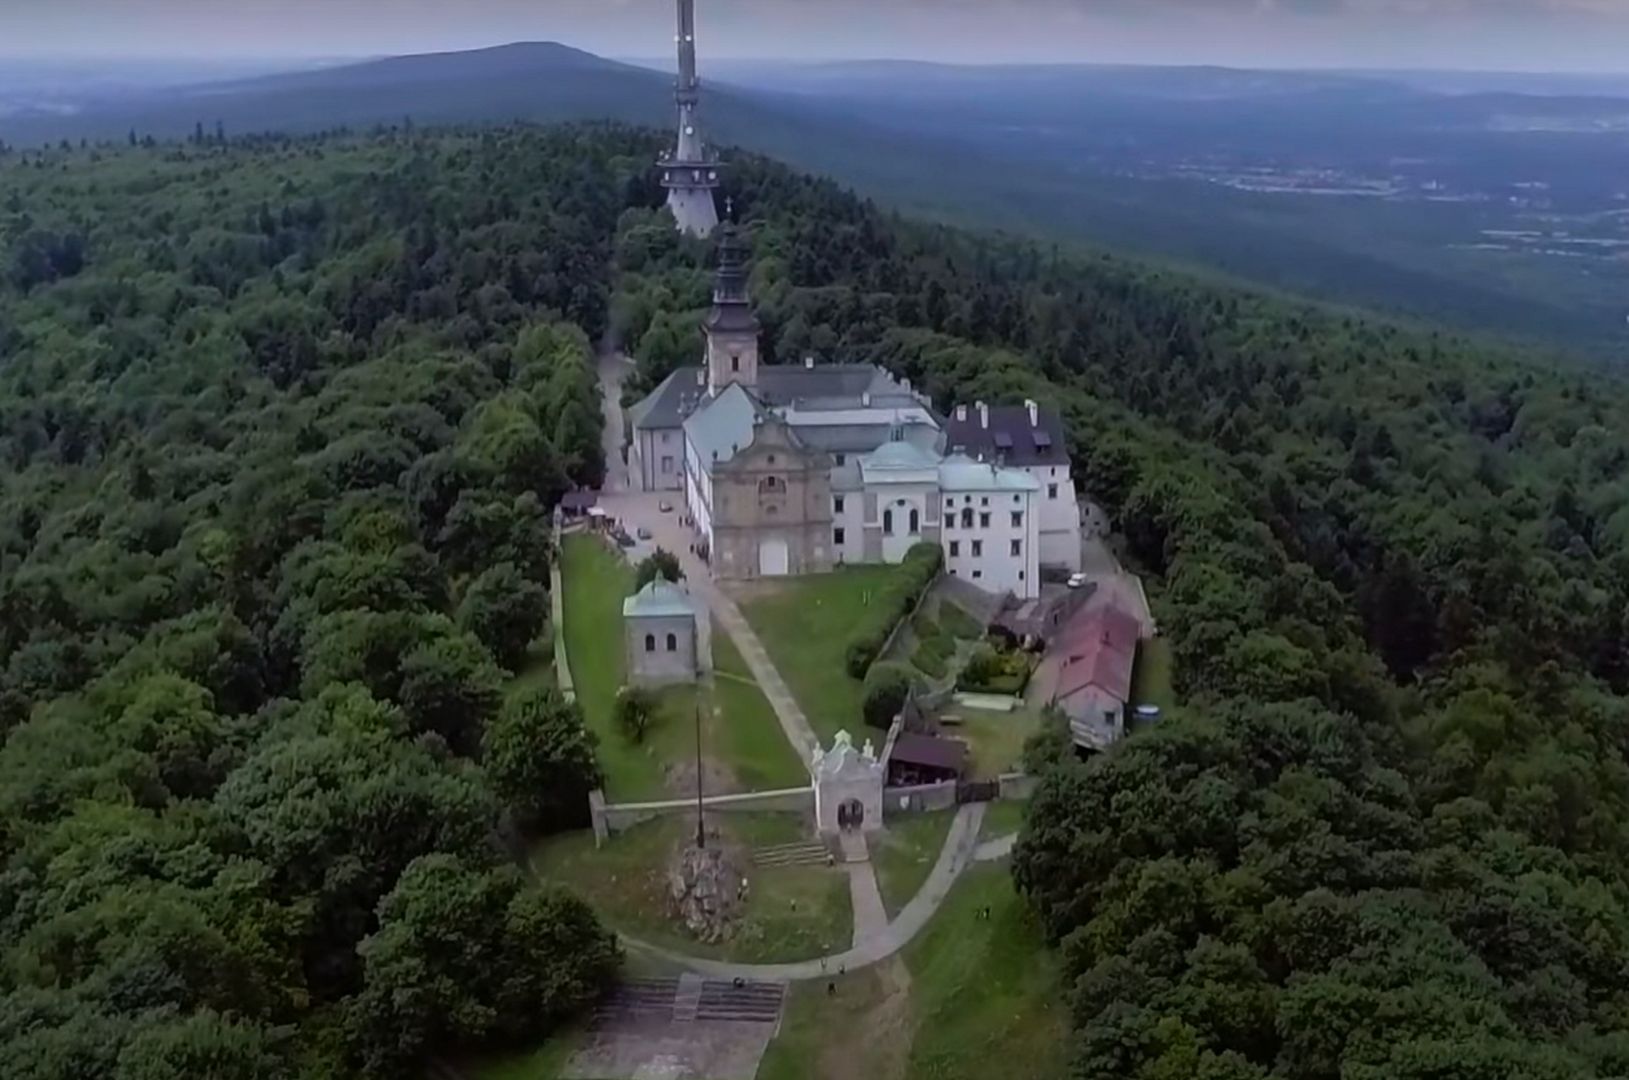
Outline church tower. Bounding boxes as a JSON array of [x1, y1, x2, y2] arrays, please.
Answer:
[[705, 221, 759, 394], [658, 0, 721, 237]]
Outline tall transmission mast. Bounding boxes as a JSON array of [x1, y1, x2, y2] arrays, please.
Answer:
[[658, 0, 721, 236]]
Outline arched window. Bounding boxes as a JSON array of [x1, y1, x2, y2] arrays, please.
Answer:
[[961, 508, 974, 528], [758, 476, 784, 496], [883, 509, 894, 534], [666, 633, 678, 652], [909, 509, 920, 535], [644, 633, 656, 652]]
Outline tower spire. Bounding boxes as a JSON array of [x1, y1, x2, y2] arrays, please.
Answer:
[[659, 0, 721, 237], [704, 222, 759, 393]]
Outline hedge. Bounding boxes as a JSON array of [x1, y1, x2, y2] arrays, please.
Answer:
[[843, 543, 944, 679], [863, 662, 917, 729]]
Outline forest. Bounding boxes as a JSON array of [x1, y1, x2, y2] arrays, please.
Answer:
[[5, 122, 1629, 1078]]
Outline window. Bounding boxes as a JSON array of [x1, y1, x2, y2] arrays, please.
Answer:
[[950, 541, 960, 557], [1011, 512, 1023, 528], [945, 499, 954, 511], [644, 634, 656, 652], [1019, 571, 1026, 581], [834, 496, 845, 514], [662, 432, 672, 443], [731, 355, 741, 372], [909, 509, 920, 535], [981, 497, 989, 507], [767, 454, 776, 465], [759, 476, 785, 495], [972, 540, 983, 557], [883, 509, 894, 534], [1011, 540, 1022, 557], [834, 527, 846, 546], [980, 512, 991, 529], [1048, 484, 1059, 500], [835, 454, 846, 466], [662, 455, 675, 474], [666, 633, 678, 652], [973, 570, 983, 580], [961, 508, 973, 528]]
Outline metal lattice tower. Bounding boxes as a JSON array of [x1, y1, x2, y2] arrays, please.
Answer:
[[658, 0, 721, 237]]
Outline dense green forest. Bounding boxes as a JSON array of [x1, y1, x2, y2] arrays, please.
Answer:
[[0, 129, 627, 1077], [7, 122, 1629, 1079]]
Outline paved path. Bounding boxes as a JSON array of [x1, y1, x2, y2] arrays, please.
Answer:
[[596, 350, 634, 495], [974, 832, 1017, 862], [624, 803, 987, 981], [698, 579, 819, 758]]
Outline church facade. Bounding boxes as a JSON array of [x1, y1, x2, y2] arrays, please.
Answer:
[[627, 225, 1080, 601]]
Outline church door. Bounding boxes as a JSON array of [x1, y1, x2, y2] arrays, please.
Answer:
[[758, 537, 790, 577]]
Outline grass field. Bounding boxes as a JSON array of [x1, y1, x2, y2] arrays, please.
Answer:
[[758, 863, 1069, 1080], [711, 618, 810, 791], [945, 708, 1039, 780], [739, 565, 910, 741], [979, 799, 1028, 842], [1131, 636, 1176, 711], [871, 810, 957, 917], [531, 815, 851, 964], [559, 535, 807, 800]]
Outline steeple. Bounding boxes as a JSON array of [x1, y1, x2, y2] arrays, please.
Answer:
[[657, 0, 721, 237], [705, 211, 760, 393]]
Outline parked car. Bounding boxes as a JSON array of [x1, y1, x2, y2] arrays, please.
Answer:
[[1067, 573, 1090, 589], [636, 526, 654, 541], [659, 500, 674, 513]]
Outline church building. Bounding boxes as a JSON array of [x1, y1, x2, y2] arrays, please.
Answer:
[[627, 225, 1082, 600]]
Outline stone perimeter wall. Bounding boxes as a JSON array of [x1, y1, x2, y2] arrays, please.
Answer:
[[589, 786, 816, 845]]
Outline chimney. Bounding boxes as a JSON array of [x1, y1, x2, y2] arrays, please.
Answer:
[[1025, 399, 1038, 428], [804, 355, 815, 370], [954, 404, 968, 423], [977, 401, 989, 430]]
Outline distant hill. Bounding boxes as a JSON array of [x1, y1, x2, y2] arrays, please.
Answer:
[[4, 44, 1625, 356]]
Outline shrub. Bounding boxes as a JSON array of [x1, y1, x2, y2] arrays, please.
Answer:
[[958, 642, 1035, 695], [614, 686, 659, 744], [863, 662, 916, 730], [843, 543, 944, 678], [941, 602, 983, 640], [634, 548, 683, 590]]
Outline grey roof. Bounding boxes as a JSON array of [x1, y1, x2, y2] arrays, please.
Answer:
[[756, 364, 898, 406], [939, 453, 1042, 493], [623, 579, 697, 619], [945, 404, 1070, 467], [682, 383, 769, 475], [630, 367, 708, 431]]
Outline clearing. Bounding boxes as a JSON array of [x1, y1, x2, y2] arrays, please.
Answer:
[[559, 534, 806, 800], [757, 861, 1069, 1080], [736, 565, 912, 742], [530, 814, 851, 965], [942, 706, 1039, 780]]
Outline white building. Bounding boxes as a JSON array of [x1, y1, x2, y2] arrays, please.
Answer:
[[944, 401, 1082, 574]]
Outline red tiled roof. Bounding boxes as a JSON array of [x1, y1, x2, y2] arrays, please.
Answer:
[[1052, 604, 1140, 704]]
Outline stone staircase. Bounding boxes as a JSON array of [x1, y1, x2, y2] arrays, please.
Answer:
[[698, 979, 786, 1023], [590, 976, 786, 1027], [752, 840, 831, 868]]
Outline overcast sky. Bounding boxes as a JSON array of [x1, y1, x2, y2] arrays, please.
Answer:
[[2, 0, 1628, 72]]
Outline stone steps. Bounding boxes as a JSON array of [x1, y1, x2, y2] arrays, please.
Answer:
[[590, 977, 786, 1026], [697, 980, 786, 1023], [752, 841, 831, 868]]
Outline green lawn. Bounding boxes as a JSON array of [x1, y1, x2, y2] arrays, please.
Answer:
[[944, 707, 1039, 780], [1131, 635, 1176, 711], [760, 864, 1069, 1080], [739, 566, 910, 742], [559, 536, 808, 800], [711, 619, 810, 791], [504, 635, 556, 701], [872, 810, 957, 917], [979, 799, 1028, 842], [531, 815, 851, 964], [901, 865, 1071, 1080]]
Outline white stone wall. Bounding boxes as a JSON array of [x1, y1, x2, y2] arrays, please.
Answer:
[[683, 433, 715, 550], [1029, 464, 1082, 572], [940, 488, 1041, 599], [830, 491, 866, 564]]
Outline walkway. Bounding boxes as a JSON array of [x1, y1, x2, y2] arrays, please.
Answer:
[[624, 803, 988, 981], [839, 831, 890, 948]]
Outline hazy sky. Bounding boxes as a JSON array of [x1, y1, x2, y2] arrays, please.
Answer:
[[3, 0, 1628, 72]]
